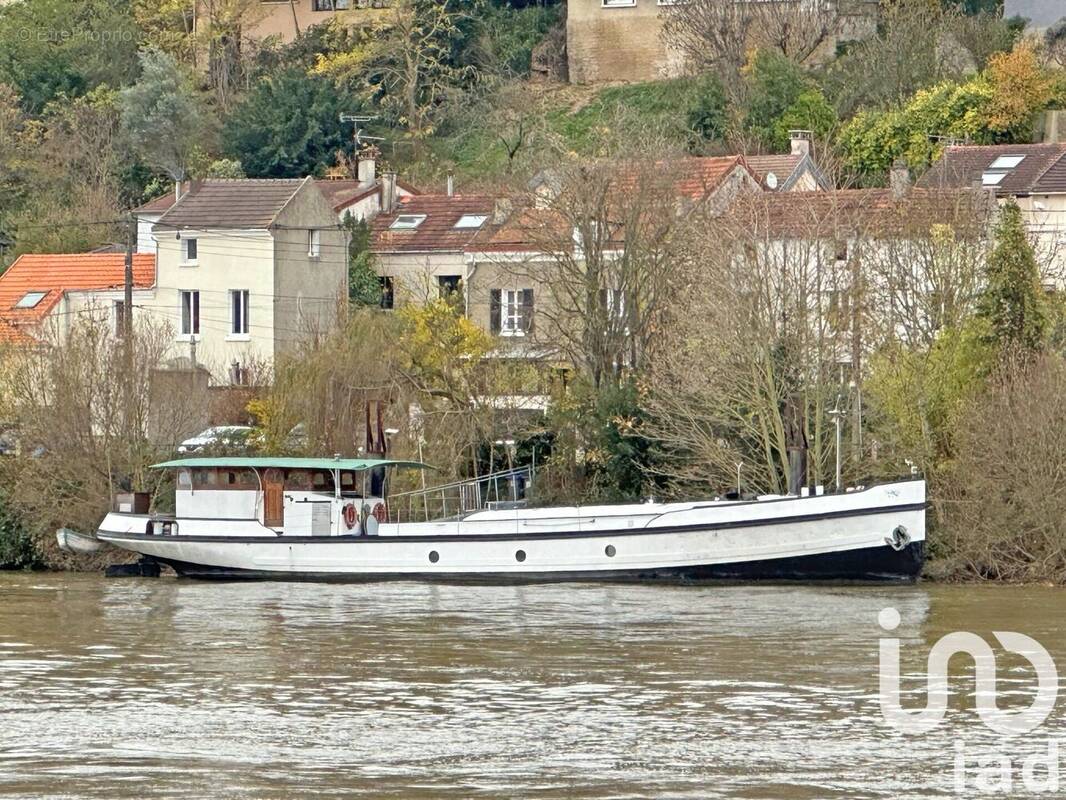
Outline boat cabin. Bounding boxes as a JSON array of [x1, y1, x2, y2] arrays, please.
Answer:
[[153, 457, 428, 536]]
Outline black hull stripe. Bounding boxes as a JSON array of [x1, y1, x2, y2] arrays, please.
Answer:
[[99, 501, 926, 545], [153, 541, 925, 583]]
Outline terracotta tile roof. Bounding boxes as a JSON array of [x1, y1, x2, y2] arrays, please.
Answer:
[[722, 188, 992, 239], [917, 144, 1066, 196], [156, 178, 309, 229], [672, 156, 759, 198], [0, 253, 156, 334], [0, 316, 32, 344], [370, 194, 495, 253]]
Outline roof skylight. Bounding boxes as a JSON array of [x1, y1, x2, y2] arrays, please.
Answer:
[[14, 291, 47, 309], [989, 155, 1025, 170], [454, 214, 488, 229], [982, 172, 1006, 186], [390, 214, 426, 230]]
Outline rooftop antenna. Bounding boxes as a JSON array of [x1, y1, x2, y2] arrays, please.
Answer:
[[339, 113, 385, 150]]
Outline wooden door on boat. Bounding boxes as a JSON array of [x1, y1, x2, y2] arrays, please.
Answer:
[[263, 469, 284, 528]]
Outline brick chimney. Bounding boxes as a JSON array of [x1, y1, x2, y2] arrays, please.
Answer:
[[446, 170, 455, 198]]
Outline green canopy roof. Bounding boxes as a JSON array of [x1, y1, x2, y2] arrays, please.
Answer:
[[152, 457, 432, 471]]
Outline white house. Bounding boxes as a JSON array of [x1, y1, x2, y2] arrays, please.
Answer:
[[918, 143, 1066, 285], [149, 178, 348, 382]]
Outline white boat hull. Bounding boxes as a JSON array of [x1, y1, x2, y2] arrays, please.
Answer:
[[95, 481, 926, 582]]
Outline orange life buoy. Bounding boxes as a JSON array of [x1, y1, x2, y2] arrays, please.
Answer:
[[372, 502, 387, 523], [343, 502, 358, 530]]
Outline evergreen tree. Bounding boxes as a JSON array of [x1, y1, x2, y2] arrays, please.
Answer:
[[977, 200, 1047, 354]]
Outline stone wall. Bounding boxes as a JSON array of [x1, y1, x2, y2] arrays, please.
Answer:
[[566, 0, 878, 86]]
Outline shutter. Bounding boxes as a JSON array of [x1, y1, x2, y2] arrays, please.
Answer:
[[490, 289, 501, 335], [521, 289, 534, 334]]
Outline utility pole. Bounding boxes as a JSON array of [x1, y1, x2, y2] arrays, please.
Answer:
[[124, 215, 135, 342]]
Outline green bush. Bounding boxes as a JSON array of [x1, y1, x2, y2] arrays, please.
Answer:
[[481, 4, 562, 77], [0, 489, 38, 570]]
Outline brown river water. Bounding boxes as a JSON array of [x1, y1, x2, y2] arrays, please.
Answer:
[[1, 573, 1065, 799]]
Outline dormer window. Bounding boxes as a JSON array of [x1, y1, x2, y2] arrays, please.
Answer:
[[14, 291, 46, 309], [989, 155, 1025, 170], [390, 214, 426, 230], [454, 214, 487, 229]]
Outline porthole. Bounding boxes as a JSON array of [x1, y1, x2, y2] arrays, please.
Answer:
[[515, 549, 526, 563], [428, 550, 440, 564], [605, 544, 616, 558]]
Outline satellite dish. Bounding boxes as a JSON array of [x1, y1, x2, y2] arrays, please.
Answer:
[[766, 172, 779, 190]]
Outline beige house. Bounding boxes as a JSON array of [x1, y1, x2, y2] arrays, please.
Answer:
[[194, 0, 388, 45], [917, 143, 1066, 286], [149, 178, 348, 382], [369, 156, 763, 349]]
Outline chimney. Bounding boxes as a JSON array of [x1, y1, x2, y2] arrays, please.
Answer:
[[890, 159, 911, 200], [492, 197, 512, 225], [789, 129, 812, 156], [381, 171, 397, 213], [357, 150, 376, 183], [446, 170, 455, 198]]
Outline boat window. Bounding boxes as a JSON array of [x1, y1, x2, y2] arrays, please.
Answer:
[[220, 469, 257, 489], [284, 470, 313, 490], [193, 468, 218, 488], [339, 470, 364, 497], [310, 471, 330, 491], [177, 469, 193, 490]]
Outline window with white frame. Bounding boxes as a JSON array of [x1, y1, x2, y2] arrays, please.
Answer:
[[492, 288, 533, 336], [390, 214, 426, 230], [308, 229, 321, 257], [602, 0, 636, 6], [502, 290, 523, 335], [14, 291, 46, 309], [454, 214, 487, 229], [180, 290, 200, 336], [230, 290, 250, 335], [989, 155, 1025, 170], [181, 237, 198, 264]]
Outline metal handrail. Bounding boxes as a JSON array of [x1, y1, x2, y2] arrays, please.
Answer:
[[388, 466, 534, 523]]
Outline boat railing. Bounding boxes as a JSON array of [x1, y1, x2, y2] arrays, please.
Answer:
[[388, 465, 535, 523]]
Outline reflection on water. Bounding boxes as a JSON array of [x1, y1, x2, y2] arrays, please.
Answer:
[[0, 574, 1064, 798]]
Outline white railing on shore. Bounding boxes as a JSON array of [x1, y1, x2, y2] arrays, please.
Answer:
[[388, 466, 535, 523]]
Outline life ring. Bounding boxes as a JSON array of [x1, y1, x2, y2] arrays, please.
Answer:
[[343, 503, 358, 530], [372, 502, 387, 523]]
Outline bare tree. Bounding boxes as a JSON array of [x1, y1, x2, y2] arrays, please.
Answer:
[[499, 153, 695, 392], [661, 0, 838, 92], [0, 310, 207, 566]]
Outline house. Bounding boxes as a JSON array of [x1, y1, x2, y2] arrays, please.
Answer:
[[194, 0, 385, 45], [370, 156, 763, 344], [745, 132, 831, 192], [369, 191, 497, 312], [150, 177, 348, 381], [0, 253, 156, 344], [566, 0, 878, 85], [315, 156, 418, 224], [721, 182, 994, 352], [917, 143, 1066, 283], [134, 156, 417, 253]]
